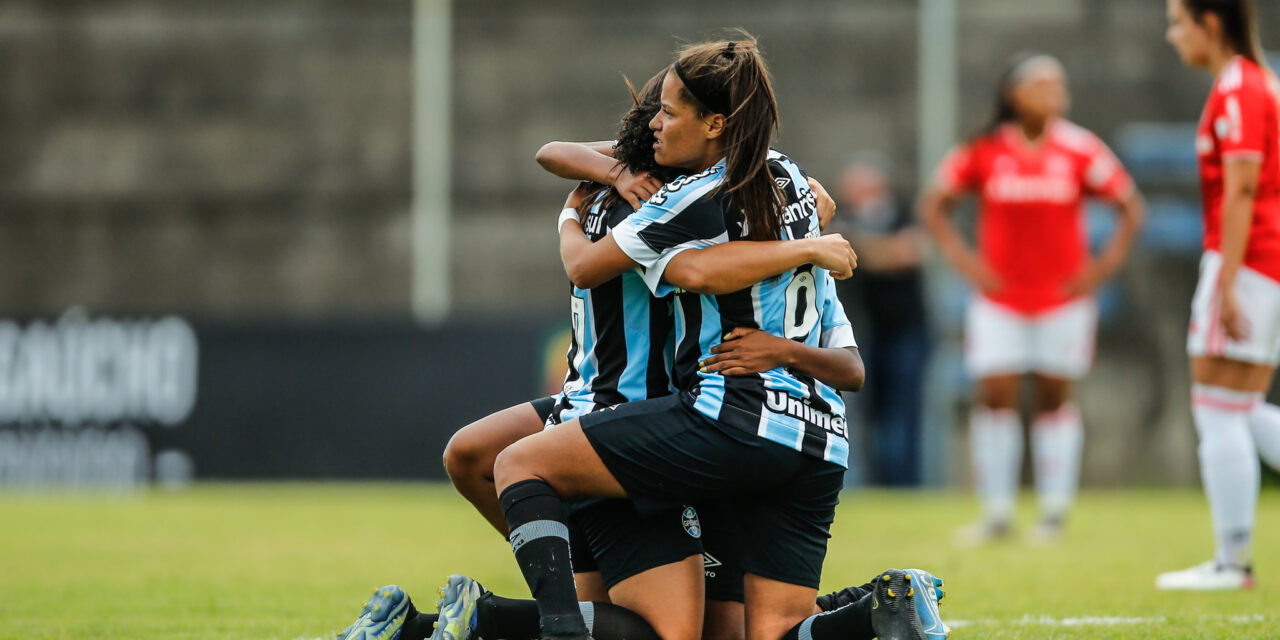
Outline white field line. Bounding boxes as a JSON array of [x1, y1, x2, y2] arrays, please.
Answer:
[[946, 614, 1277, 628]]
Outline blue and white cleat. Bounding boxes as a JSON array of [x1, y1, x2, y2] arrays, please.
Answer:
[[336, 585, 411, 640], [904, 569, 950, 639], [429, 575, 487, 640]]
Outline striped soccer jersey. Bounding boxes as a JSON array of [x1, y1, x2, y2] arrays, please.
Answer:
[[611, 150, 855, 467], [549, 191, 675, 425]]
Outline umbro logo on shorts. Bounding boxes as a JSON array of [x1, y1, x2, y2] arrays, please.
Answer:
[[703, 552, 722, 568]]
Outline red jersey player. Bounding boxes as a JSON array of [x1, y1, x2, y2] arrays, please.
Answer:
[[1160, 0, 1280, 591], [921, 53, 1145, 544]]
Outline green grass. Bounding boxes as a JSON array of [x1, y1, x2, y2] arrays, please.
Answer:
[[0, 484, 1276, 639]]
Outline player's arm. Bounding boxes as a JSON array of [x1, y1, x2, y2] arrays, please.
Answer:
[[699, 328, 864, 391], [1213, 82, 1270, 340], [920, 185, 1000, 293], [536, 140, 663, 209], [1218, 157, 1263, 339], [662, 235, 857, 295], [1066, 189, 1146, 296], [562, 185, 857, 292], [561, 224, 857, 293]]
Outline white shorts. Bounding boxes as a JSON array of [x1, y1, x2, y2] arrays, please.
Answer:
[[1187, 250, 1280, 365], [965, 295, 1098, 380]]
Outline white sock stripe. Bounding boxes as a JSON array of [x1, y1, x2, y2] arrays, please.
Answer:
[[508, 520, 569, 552], [578, 602, 594, 634], [1192, 384, 1259, 412], [797, 613, 820, 640], [1034, 403, 1080, 427]]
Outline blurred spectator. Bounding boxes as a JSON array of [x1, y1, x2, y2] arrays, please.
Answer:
[[825, 152, 930, 486]]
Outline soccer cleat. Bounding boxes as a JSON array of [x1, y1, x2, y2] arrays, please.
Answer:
[[903, 569, 950, 639], [1156, 561, 1255, 591], [869, 569, 926, 640], [335, 585, 412, 640], [429, 575, 487, 640], [817, 573, 946, 612]]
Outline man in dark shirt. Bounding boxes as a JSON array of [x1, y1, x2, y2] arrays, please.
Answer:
[[826, 153, 930, 486]]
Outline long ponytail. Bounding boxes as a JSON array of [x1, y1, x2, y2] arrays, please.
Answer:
[[1184, 0, 1265, 64], [673, 32, 783, 241]]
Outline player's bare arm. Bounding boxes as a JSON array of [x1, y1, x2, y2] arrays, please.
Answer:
[[664, 235, 857, 294], [537, 140, 665, 209], [1218, 156, 1264, 340], [559, 216, 856, 292], [698, 327, 865, 391], [808, 177, 836, 230], [1065, 189, 1147, 296], [920, 184, 1003, 293]]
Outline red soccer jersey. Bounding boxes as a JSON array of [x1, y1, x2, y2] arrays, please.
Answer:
[[1196, 56, 1280, 283], [936, 120, 1133, 314]]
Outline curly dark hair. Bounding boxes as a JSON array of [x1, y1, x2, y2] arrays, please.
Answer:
[[577, 69, 682, 217], [614, 70, 682, 182]]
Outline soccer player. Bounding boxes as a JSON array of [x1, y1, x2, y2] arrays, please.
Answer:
[[920, 53, 1145, 544], [1159, 0, 1280, 590], [483, 35, 915, 640]]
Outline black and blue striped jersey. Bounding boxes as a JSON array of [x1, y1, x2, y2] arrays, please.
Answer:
[[611, 150, 854, 467], [549, 191, 675, 425]]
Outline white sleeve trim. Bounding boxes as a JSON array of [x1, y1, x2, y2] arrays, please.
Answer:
[[1223, 149, 1265, 161], [611, 219, 663, 268], [820, 323, 856, 349], [639, 237, 726, 295]]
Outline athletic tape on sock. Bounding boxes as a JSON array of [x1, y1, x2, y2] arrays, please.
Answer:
[[509, 520, 570, 553], [798, 615, 818, 640], [578, 602, 595, 634]]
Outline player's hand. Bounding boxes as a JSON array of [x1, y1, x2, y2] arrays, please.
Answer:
[[1219, 287, 1251, 342], [1063, 259, 1110, 297], [965, 258, 1003, 294], [563, 182, 592, 210], [808, 177, 836, 230], [613, 167, 664, 210], [808, 234, 858, 279], [699, 328, 791, 376]]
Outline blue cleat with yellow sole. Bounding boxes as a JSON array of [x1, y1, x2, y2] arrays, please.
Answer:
[[429, 575, 486, 640], [335, 585, 412, 640]]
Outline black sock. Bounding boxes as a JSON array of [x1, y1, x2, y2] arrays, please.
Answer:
[[472, 594, 660, 640], [400, 610, 438, 640], [780, 595, 875, 640], [815, 581, 874, 612], [500, 479, 586, 638]]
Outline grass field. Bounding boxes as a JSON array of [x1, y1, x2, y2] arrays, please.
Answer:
[[0, 484, 1277, 640]]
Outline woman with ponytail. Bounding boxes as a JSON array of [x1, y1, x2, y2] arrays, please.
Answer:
[[1160, 0, 1280, 591], [920, 53, 1145, 545]]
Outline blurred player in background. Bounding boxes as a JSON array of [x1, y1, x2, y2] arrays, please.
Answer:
[[1159, 0, 1280, 591], [921, 53, 1145, 544], [825, 152, 929, 486]]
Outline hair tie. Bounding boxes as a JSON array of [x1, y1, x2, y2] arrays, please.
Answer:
[[725, 41, 736, 58], [673, 59, 733, 116]]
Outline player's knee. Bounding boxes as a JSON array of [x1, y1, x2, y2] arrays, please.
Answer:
[[1034, 382, 1072, 413], [977, 384, 1017, 409], [492, 439, 535, 489], [442, 427, 489, 483]]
